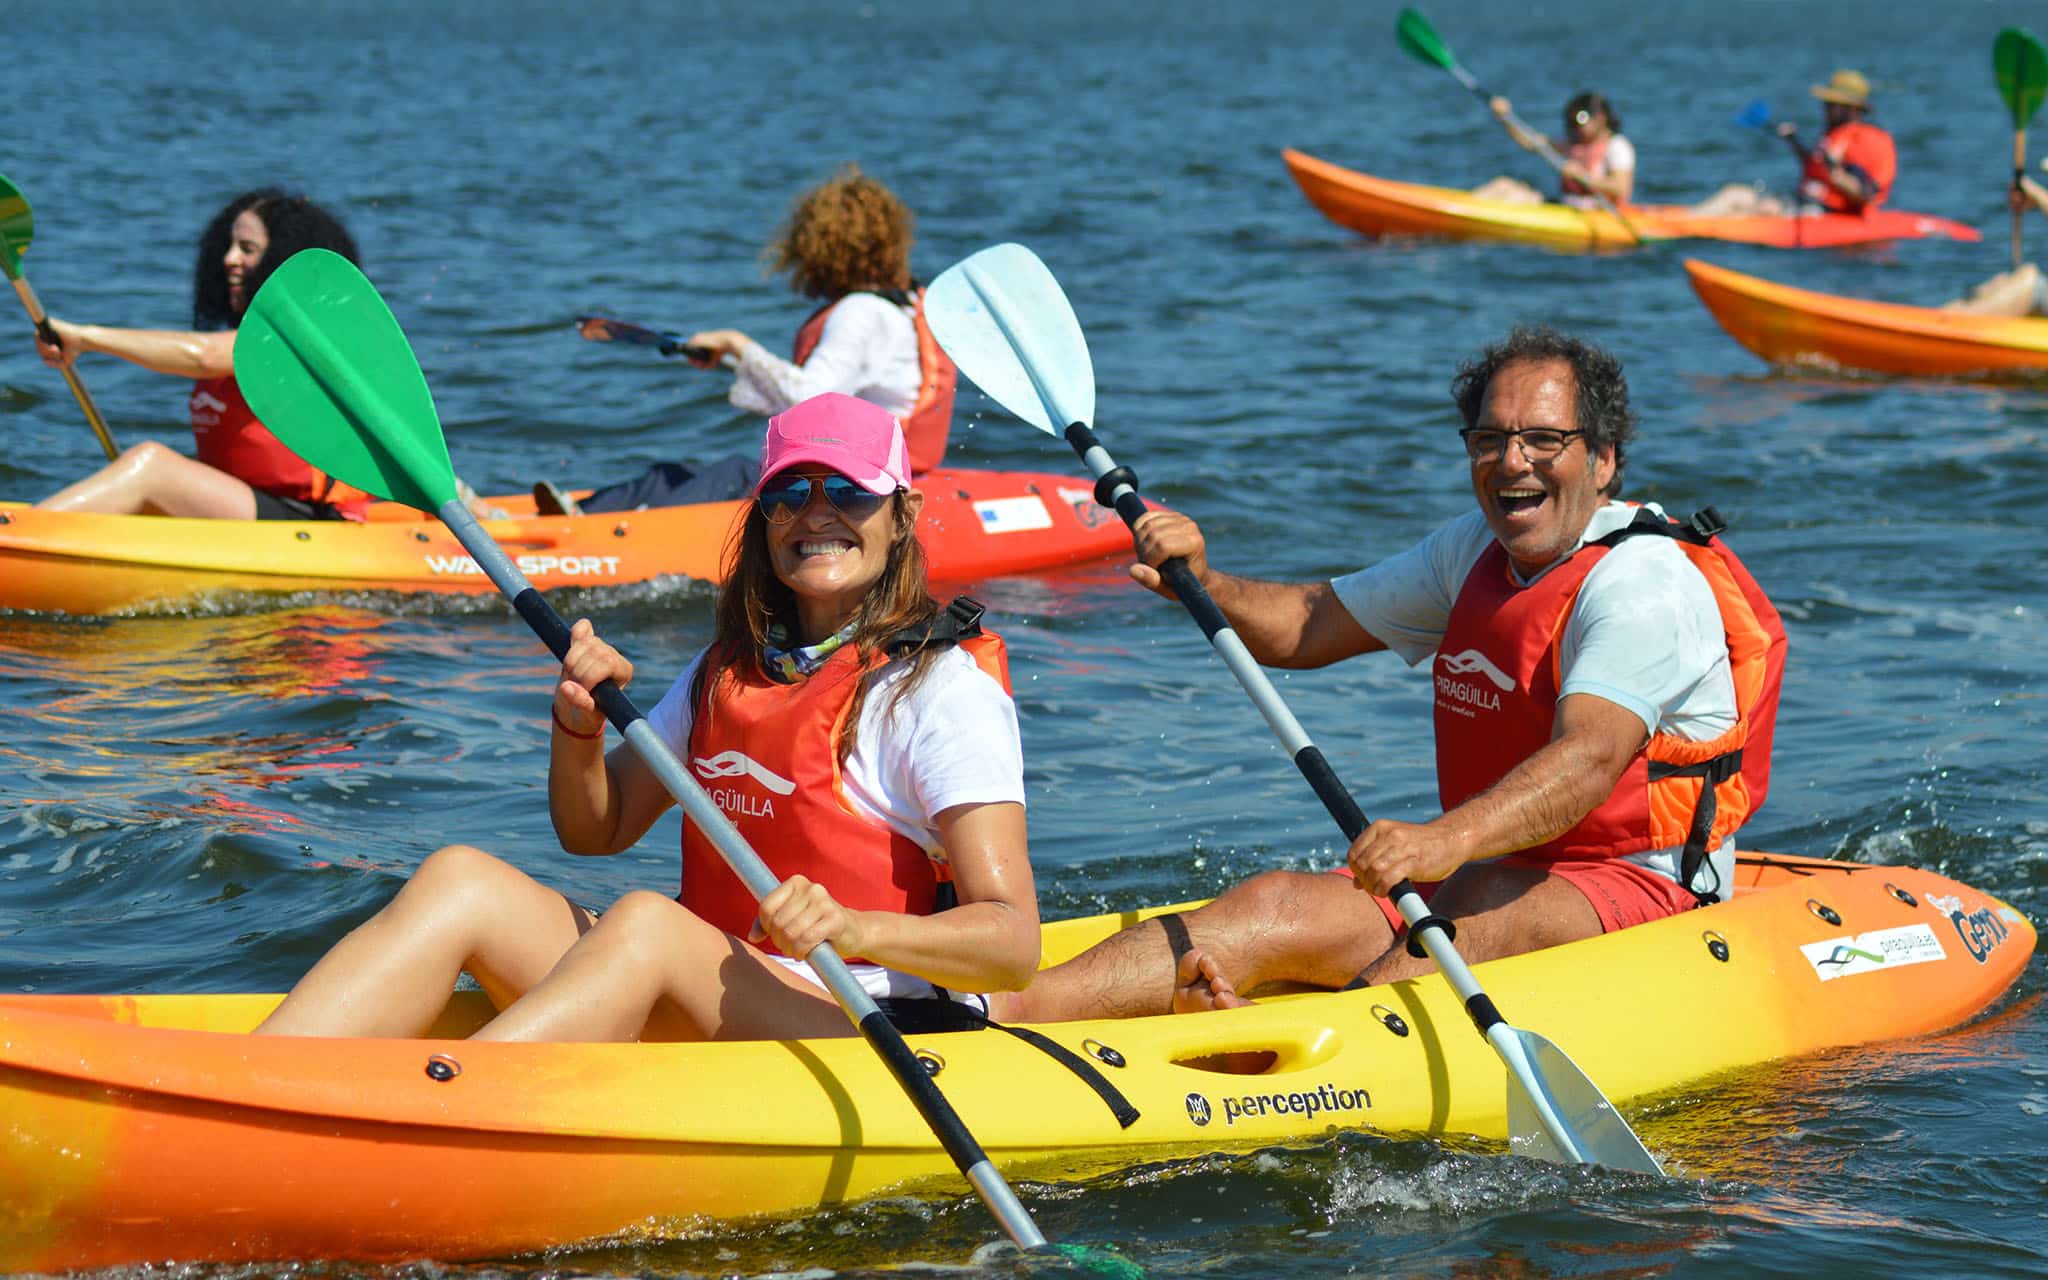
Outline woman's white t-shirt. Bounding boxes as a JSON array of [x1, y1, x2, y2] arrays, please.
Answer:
[[728, 292, 922, 421]]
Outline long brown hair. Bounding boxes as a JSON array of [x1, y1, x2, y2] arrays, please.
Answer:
[[694, 490, 947, 762]]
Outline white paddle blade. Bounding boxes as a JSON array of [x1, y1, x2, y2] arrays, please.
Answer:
[[1504, 1030, 1663, 1175], [925, 243, 1095, 436]]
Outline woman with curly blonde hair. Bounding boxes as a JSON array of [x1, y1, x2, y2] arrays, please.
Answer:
[[540, 166, 957, 515]]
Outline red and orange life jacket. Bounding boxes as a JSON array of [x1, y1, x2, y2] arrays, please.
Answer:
[[1800, 120, 1896, 212], [1432, 507, 1785, 898], [1559, 134, 1611, 200], [792, 287, 957, 477], [678, 608, 1008, 955], [190, 375, 373, 519]]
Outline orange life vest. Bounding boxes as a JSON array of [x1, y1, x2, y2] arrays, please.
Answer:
[[190, 375, 374, 519], [791, 287, 957, 476], [1800, 120, 1896, 212], [1432, 507, 1785, 899], [678, 614, 1009, 954]]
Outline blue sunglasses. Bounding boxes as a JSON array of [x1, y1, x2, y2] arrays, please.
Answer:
[[756, 473, 893, 525]]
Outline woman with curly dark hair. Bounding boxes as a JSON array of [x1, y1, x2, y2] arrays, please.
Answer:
[[31, 188, 382, 520], [541, 165, 957, 515]]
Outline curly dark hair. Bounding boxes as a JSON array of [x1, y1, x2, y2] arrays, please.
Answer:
[[764, 165, 915, 300], [1450, 325, 1636, 497], [192, 189, 361, 329]]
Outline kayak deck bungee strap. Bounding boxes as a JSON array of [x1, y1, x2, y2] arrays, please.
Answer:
[[876, 998, 1141, 1129]]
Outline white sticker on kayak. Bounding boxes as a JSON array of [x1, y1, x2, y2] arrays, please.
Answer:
[[973, 496, 1053, 534], [1800, 924, 1947, 982]]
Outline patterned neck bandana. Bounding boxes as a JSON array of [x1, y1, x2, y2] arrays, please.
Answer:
[[762, 619, 860, 683]]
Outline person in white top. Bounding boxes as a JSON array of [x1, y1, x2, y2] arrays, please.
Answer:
[[536, 166, 954, 516], [1471, 91, 1637, 208], [258, 394, 1036, 1041], [993, 327, 1782, 1025]]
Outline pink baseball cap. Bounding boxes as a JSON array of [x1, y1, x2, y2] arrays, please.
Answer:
[[756, 393, 910, 496]]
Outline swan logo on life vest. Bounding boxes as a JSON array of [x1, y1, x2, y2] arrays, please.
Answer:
[[1435, 648, 1515, 716], [190, 389, 229, 425], [692, 750, 796, 818]]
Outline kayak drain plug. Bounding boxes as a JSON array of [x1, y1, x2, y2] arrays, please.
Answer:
[[915, 1049, 945, 1077], [1885, 882, 1919, 907], [1084, 1038, 1127, 1067], [1806, 900, 1843, 927], [1702, 931, 1730, 963], [1370, 1005, 1410, 1037], [425, 1054, 463, 1082]]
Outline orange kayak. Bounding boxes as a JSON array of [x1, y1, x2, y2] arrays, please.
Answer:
[[0, 467, 1135, 615], [1686, 257, 2048, 378], [0, 852, 2030, 1270], [1281, 149, 1981, 252]]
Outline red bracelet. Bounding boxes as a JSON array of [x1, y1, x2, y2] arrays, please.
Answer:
[[551, 709, 603, 740]]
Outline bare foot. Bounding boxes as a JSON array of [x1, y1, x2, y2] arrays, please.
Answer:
[[1172, 948, 1254, 1013]]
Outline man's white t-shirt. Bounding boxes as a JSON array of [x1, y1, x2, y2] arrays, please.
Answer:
[[646, 642, 1023, 1004], [728, 292, 922, 421], [1329, 501, 1739, 892]]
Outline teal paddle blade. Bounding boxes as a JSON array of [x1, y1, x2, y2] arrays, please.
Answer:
[[1995, 27, 2048, 129], [1395, 7, 1455, 71], [236, 248, 456, 513], [925, 243, 1095, 435], [0, 172, 34, 281], [1504, 1029, 1662, 1175]]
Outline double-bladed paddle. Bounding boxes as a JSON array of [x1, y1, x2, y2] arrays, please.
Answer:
[[925, 242, 1663, 1177], [1994, 27, 2048, 269], [236, 248, 1141, 1277], [573, 313, 714, 362], [1394, 7, 1644, 248], [0, 173, 119, 461]]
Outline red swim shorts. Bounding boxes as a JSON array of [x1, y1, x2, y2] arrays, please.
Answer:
[[1334, 853, 1702, 937]]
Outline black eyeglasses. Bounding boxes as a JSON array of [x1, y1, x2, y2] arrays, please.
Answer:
[[1458, 427, 1587, 462], [756, 473, 894, 524]]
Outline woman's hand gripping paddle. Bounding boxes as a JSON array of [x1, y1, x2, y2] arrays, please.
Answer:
[[925, 242, 1663, 1177], [574, 314, 716, 362], [1394, 7, 1644, 249], [0, 173, 119, 461], [235, 248, 1144, 1276], [1995, 27, 2048, 269]]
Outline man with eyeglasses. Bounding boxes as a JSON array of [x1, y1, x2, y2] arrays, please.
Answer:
[[992, 326, 1783, 1023]]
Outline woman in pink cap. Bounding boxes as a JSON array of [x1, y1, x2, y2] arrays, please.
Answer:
[[258, 393, 1038, 1041]]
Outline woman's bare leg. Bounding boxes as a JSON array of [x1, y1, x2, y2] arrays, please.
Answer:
[[471, 889, 856, 1043], [255, 844, 591, 1037], [38, 440, 259, 518]]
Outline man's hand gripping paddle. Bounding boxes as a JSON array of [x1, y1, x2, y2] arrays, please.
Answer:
[[925, 241, 1663, 1177], [235, 247, 1143, 1278], [0, 173, 119, 461]]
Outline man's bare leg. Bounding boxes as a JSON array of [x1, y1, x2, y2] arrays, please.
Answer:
[[1353, 862, 1603, 986], [992, 870, 1395, 1022]]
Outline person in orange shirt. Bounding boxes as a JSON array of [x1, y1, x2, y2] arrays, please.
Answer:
[[1692, 70, 1897, 217], [1789, 69, 1896, 212]]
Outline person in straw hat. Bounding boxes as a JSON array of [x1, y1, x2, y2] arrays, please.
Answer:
[[1691, 69, 1897, 217]]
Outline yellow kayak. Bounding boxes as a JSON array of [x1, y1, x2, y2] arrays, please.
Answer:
[[0, 851, 2030, 1269]]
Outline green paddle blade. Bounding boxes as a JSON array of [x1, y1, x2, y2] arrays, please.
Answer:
[[235, 248, 456, 513], [0, 172, 34, 282], [1395, 7, 1455, 71], [1995, 27, 2048, 129]]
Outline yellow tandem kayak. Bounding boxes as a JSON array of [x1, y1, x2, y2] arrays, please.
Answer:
[[0, 851, 2031, 1270]]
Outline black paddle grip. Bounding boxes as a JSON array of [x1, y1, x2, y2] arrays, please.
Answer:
[[1294, 745, 1368, 842], [514, 586, 643, 732], [856, 1008, 993, 1170], [1162, 559, 1230, 640]]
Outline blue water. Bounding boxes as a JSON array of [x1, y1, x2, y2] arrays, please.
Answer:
[[3, 1, 2045, 1276]]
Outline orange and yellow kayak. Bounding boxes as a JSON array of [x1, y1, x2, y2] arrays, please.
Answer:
[[0, 467, 1134, 615], [1281, 149, 1981, 252], [1686, 257, 2048, 378], [0, 852, 2029, 1270]]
